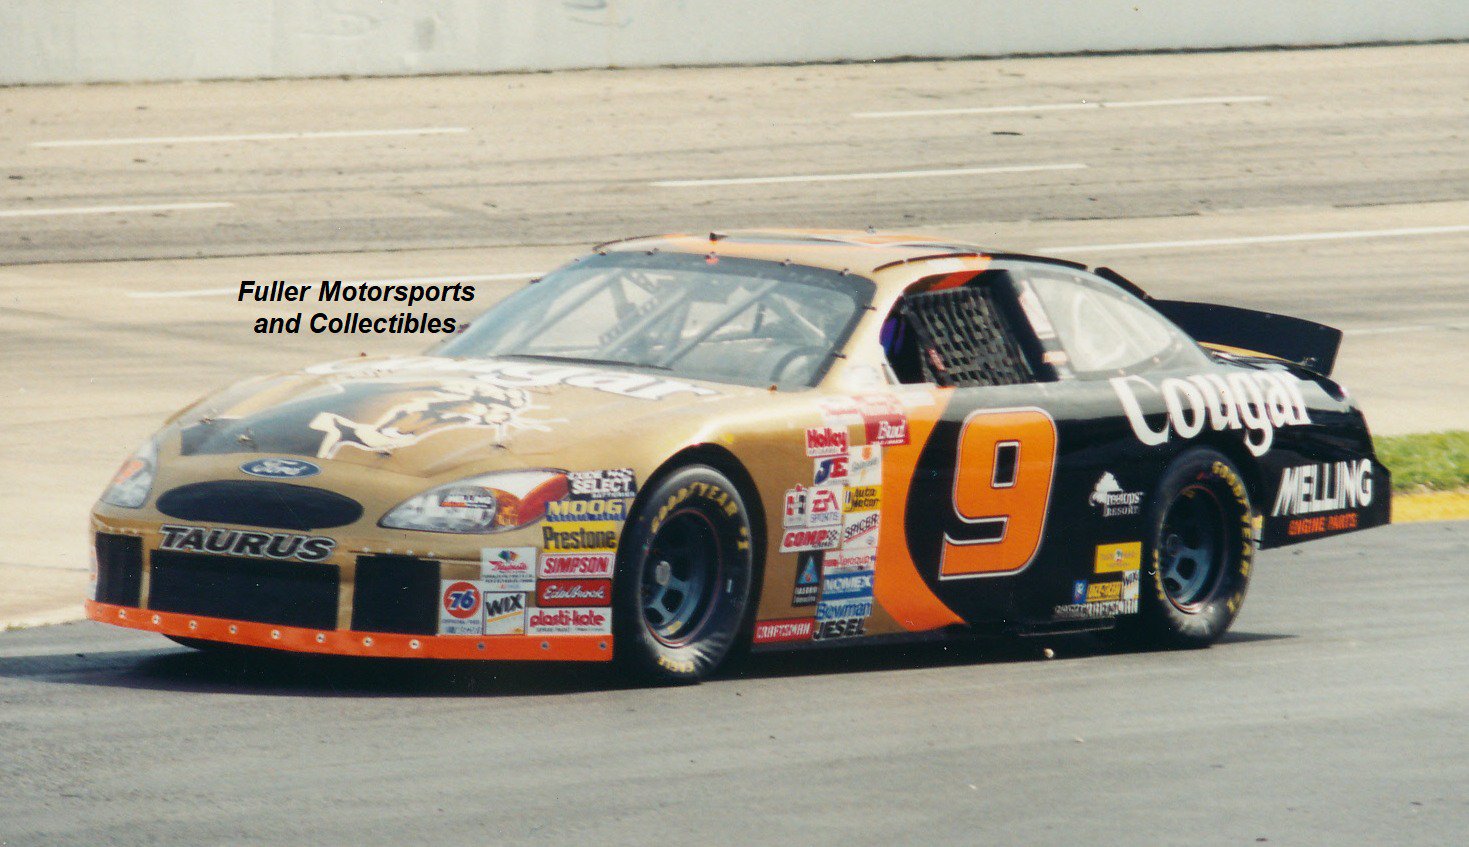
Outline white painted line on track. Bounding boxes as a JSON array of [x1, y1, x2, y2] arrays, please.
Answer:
[[0, 201, 232, 218], [32, 127, 470, 148], [854, 96, 1270, 119], [127, 271, 542, 299], [1042, 224, 1469, 255], [1345, 322, 1469, 336], [653, 163, 1085, 188]]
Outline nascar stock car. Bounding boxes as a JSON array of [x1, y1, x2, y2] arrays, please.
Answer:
[[90, 230, 1390, 682]]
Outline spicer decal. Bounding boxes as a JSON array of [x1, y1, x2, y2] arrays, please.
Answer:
[[158, 524, 334, 563], [1110, 371, 1311, 457]]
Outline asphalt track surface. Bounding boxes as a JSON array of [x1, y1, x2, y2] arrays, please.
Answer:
[[2, 521, 1466, 845], [2, 44, 1468, 843]]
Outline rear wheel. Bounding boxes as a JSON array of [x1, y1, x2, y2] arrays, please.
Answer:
[[1130, 448, 1256, 648], [614, 465, 755, 684]]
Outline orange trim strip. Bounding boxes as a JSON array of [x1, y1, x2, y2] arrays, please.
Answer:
[[86, 601, 614, 662]]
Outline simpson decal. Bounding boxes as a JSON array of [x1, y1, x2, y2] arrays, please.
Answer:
[[1089, 472, 1143, 518], [526, 607, 611, 636], [1272, 459, 1373, 517], [158, 524, 335, 563], [791, 552, 822, 606], [841, 510, 881, 552], [538, 552, 615, 578], [542, 521, 621, 552], [779, 527, 840, 553], [482, 592, 527, 635], [1094, 541, 1143, 574], [309, 379, 547, 458], [566, 468, 637, 500], [480, 547, 537, 591], [439, 580, 484, 635], [805, 426, 849, 457], [1110, 371, 1311, 457], [753, 618, 815, 644], [537, 579, 613, 607]]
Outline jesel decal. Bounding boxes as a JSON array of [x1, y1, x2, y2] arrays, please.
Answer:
[[1110, 371, 1310, 457]]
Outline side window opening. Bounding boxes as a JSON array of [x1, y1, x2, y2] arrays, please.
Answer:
[[883, 274, 1042, 388]]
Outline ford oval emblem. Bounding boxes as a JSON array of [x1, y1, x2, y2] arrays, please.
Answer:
[[240, 457, 321, 479]]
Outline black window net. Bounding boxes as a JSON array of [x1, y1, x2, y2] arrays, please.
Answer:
[[900, 285, 1035, 388]]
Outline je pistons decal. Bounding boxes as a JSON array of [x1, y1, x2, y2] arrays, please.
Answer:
[[158, 524, 334, 563]]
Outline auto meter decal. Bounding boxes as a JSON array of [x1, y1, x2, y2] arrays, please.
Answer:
[[1110, 371, 1311, 457], [439, 580, 484, 635], [480, 547, 536, 591], [308, 378, 546, 458], [158, 524, 334, 563], [239, 457, 320, 479]]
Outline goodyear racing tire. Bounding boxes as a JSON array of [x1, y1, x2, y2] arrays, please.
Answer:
[[1130, 448, 1256, 648], [614, 465, 755, 684]]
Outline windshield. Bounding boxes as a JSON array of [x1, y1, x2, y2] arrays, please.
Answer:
[[437, 252, 873, 388]]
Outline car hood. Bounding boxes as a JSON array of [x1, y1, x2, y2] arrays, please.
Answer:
[[169, 355, 743, 478]]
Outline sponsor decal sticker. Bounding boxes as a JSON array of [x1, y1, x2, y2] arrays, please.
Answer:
[[1287, 512, 1360, 537], [779, 527, 840, 553], [826, 547, 877, 573], [855, 394, 909, 446], [1095, 541, 1143, 574], [1110, 371, 1311, 457], [1071, 580, 1087, 605], [847, 444, 882, 486], [792, 552, 822, 606], [546, 496, 632, 521], [440, 490, 497, 509], [783, 485, 808, 529], [239, 457, 320, 479], [813, 592, 873, 641], [158, 524, 334, 563], [805, 486, 844, 527], [1089, 472, 1143, 518], [1053, 599, 1138, 620], [538, 552, 615, 578], [813, 455, 850, 486], [753, 618, 815, 644], [541, 521, 621, 552], [1121, 569, 1140, 602], [843, 485, 881, 512], [566, 468, 637, 500], [537, 579, 612, 607], [1086, 581, 1123, 603], [439, 579, 484, 635], [820, 568, 874, 602], [482, 592, 526, 635], [526, 606, 611, 636], [1272, 459, 1373, 517], [480, 547, 537, 591], [814, 618, 867, 640], [841, 510, 881, 552], [805, 426, 850, 458]]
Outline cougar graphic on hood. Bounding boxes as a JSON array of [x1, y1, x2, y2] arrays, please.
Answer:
[[309, 379, 543, 458]]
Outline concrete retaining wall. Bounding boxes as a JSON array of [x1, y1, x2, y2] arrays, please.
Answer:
[[3, 0, 1467, 85]]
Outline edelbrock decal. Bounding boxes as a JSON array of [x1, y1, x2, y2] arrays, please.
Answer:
[[1110, 371, 1311, 457], [239, 457, 320, 479], [158, 524, 334, 563]]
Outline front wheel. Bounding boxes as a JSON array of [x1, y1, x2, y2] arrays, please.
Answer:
[[613, 465, 756, 683], [1128, 448, 1257, 648]]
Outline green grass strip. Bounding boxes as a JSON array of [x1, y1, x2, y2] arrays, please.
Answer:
[[1376, 430, 1469, 493]]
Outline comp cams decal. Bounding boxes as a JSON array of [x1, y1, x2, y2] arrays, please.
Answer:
[[158, 524, 335, 563], [1110, 370, 1311, 457]]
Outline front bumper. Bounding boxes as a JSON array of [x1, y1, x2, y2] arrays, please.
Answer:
[[87, 600, 612, 661]]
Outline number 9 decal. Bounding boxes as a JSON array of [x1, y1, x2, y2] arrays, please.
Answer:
[[939, 407, 1058, 579]]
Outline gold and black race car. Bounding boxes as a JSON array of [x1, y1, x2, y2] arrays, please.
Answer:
[[90, 230, 1390, 682]]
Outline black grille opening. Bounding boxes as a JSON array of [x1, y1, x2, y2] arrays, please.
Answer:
[[147, 550, 339, 630], [902, 284, 1036, 388], [351, 555, 441, 635], [155, 480, 363, 531], [95, 533, 144, 606]]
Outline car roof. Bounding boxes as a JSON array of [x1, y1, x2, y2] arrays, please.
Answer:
[[594, 229, 1087, 285]]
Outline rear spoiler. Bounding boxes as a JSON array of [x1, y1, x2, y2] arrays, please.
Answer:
[[1150, 300, 1343, 376], [1091, 267, 1342, 376]]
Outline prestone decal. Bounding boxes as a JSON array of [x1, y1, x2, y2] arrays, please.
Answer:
[[1110, 371, 1311, 457]]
